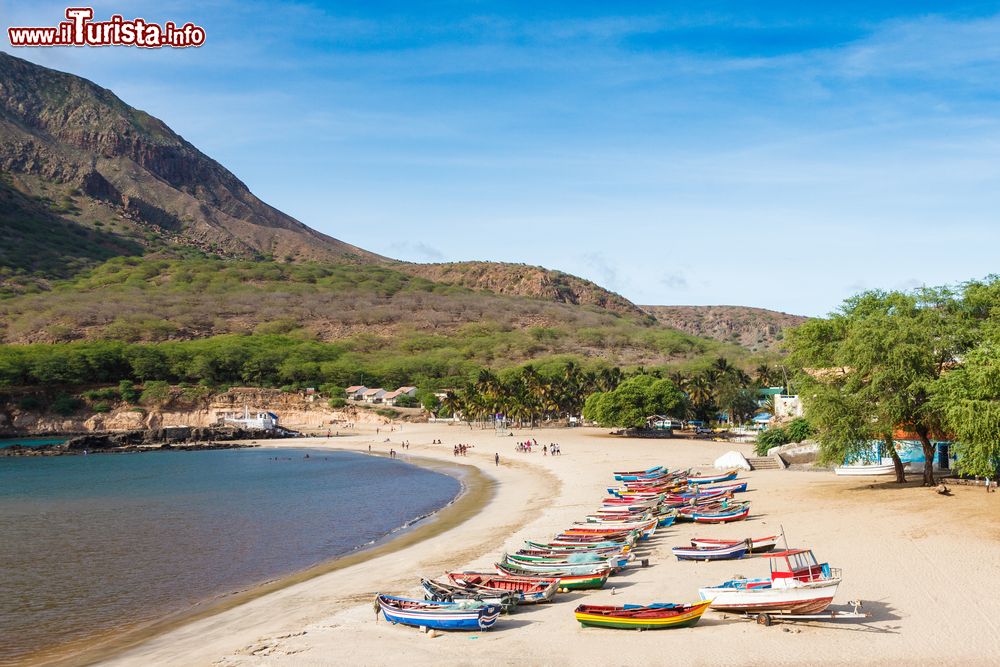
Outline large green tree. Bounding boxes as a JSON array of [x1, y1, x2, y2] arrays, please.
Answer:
[[583, 374, 685, 428], [790, 288, 970, 485]]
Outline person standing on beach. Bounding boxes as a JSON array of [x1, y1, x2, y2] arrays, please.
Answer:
[[495, 453, 499, 466]]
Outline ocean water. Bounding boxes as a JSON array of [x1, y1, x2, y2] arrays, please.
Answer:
[[0, 448, 461, 665]]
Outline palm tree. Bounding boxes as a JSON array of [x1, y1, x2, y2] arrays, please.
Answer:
[[441, 390, 463, 419], [755, 363, 775, 387]]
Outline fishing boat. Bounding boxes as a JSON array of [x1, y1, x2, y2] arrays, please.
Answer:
[[672, 541, 748, 561], [677, 501, 750, 523], [613, 466, 663, 481], [574, 600, 712, 630], [508, 550, 632, 571], [690, 534, 780, 553], [445, 572, 559, 604], [500, 553, 617, 575], [698, 549, 841, 614], [687, 469, 739, 484], [678, 481, 748, 495], [525, 539, 631, 552], [834, 462, 906, 476], [376, 594, 501, 631], [420, 578, 520, 612], [496, 562, 611, 590]]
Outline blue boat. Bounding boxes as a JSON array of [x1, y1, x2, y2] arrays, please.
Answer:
[[613, 466, 663, 481], [672, 541, 748, 561], [376, 594, 501, 631]]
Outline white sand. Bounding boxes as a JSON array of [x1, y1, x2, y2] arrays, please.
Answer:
[[95, 424, 1000, 666]]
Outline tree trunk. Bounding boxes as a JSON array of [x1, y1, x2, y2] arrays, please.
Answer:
[[883, 434, 906, 483], [915, 427, 937, 486]]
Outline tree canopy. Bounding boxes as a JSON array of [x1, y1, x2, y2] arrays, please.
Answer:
[[582, 375, 685, 428], [790, 282, 998, 484]]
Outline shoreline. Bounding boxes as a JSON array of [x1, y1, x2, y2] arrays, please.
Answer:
[[24, 446, 495, 667], [18, 424, 1000, 666]]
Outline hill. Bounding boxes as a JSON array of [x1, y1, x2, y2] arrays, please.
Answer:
[[0, 52, 778, 394], [642, 305, 808, 352], [0, 50, 378, 294], [0, 53, 637, 317]]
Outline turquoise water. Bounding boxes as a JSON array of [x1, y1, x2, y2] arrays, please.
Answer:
[[0, 448, 461, 665], [0, 437, 66, 449]]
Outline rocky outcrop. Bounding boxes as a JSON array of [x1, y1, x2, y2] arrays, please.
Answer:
[[0, 425, 280, 456], [0, 51, 380, 266], [400, 262, 645, 316], [642, 305, 807, 351], [0, 386, 402, 438]]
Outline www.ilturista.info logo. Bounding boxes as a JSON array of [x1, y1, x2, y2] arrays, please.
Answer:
[[8, 7, 205, 48]]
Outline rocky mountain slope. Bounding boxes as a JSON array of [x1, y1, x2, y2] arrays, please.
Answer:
[[0, 53, 636, 317], [0, 51, 378, 282], [642, 305, 807, 351], [0, 53, 788, 364]]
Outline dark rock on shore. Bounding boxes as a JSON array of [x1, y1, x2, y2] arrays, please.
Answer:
[[1, 425, 300, 456]]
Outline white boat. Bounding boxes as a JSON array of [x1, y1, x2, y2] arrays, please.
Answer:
[[834, 461, 907, 476], [698, 549, 841, 614]]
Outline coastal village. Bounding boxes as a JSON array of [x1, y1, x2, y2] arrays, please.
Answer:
[[4, 4, 1000, 666]]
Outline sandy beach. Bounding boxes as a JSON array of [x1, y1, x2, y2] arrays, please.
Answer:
[[81, 423, 1000, 667]]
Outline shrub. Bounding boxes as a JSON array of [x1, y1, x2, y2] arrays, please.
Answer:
[[118, 380, 139, 404], [83, 387, 119, 401], [17, 395, 41, 411], [328, 397, 347, 408], [786, 418, 813, 443], [393, 394, 419, 408], [52, 394, 84, 416], [375, 407, 400, 419], [92, 401, 111, 413], [139, 380, 171, 406], [755, 427, 789, 456]]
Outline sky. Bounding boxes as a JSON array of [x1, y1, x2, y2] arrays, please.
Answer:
[[4, 1, 1000, 316]]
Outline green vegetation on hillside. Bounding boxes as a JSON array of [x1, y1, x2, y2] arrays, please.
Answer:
[[0, 256, 766, 372]]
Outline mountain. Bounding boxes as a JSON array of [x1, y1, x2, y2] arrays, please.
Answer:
[[0, 51, 378, 287], [0, 52, 781, 376], [642, 305, 807, 352], [0, 52, 637, 318]]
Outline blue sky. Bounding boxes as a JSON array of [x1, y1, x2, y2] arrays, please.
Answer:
[[5, 1, 1000, 316]]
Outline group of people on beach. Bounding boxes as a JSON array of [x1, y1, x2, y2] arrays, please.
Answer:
[[513, 439, 562, 455], [515, 439, 538, 453], [453, 443, 472, 456]]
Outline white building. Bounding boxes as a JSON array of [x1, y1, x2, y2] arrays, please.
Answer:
[[219, 406, 279, 430], [775, 394, 804, 419], [345, 385, 367, 400], [362, 388, 386, 403]]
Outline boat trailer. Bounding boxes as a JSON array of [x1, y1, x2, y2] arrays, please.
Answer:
[[743, 600, 870, 627]]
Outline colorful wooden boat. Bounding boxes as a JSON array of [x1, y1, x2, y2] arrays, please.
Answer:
[[698, 549, 841, 614], [613, 466, 663, 480], [507, 550, 632, 571], [500, 553, 617, 575], [690, 534, 780, 553], [672, 541, 748, 561], [376, 594, 501, 630], [496, 562, 610, 590], [445, 572, 558, 604], [574, 600, 711, 630], [420, 578, 519, 612], [687, 469, 739, 484], [677, 501, 750, 523]]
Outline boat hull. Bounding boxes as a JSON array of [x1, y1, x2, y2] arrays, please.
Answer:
[[574, 601, 711, 630], [377, 595, 501, 631], [496, 563, 610, 590], [672, 543, 748, 561], [698, 580, 840, 614]]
